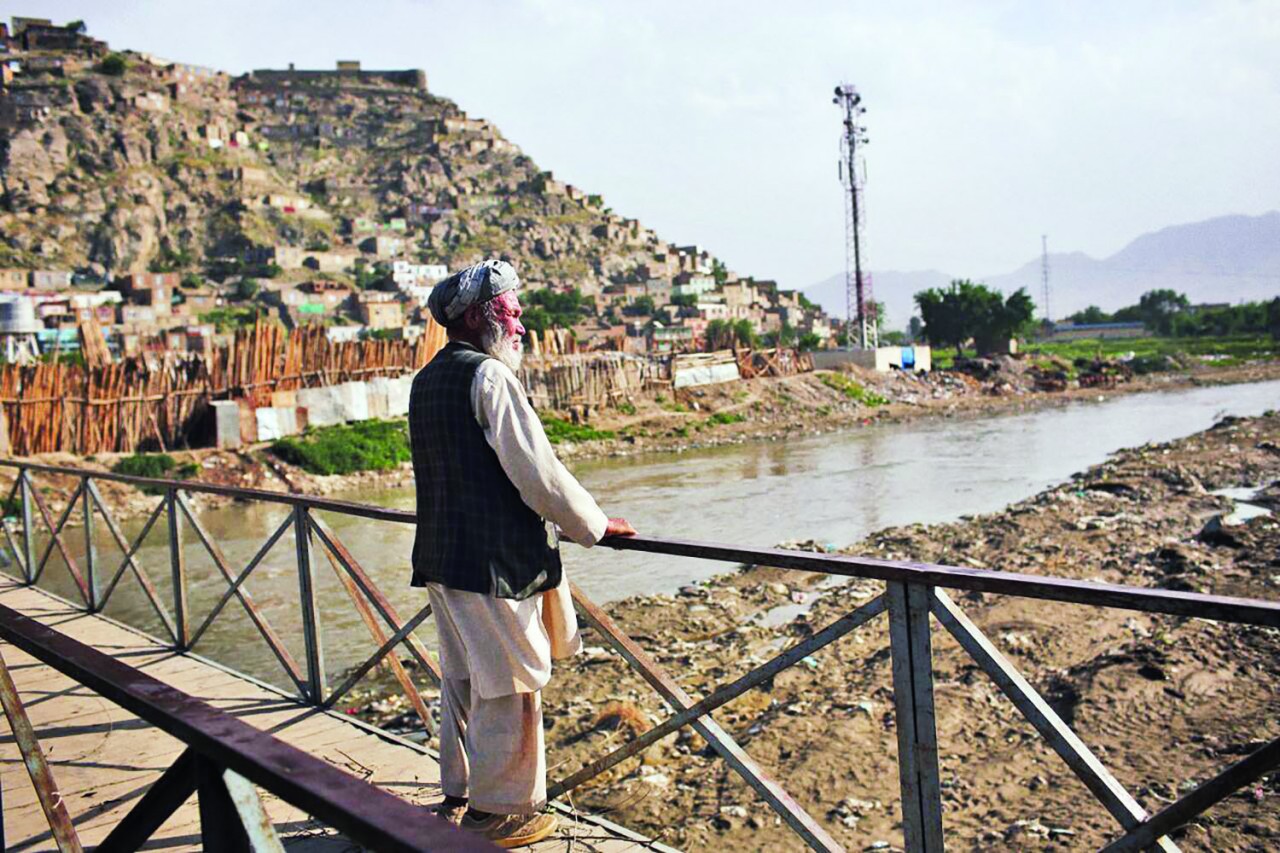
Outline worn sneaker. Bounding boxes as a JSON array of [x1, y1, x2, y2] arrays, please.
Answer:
[[427, 798, 468, 826], [461, 811, 559, 848]]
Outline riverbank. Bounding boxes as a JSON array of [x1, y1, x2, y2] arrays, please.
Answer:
[[6, 357, 1280, 524], [351, 409, 1280, 850]]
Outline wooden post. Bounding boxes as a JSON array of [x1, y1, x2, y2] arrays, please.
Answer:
[[887, 581, 944, 851]]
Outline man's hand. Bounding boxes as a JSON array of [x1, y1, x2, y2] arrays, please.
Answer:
[[604, 517, 637, 538]]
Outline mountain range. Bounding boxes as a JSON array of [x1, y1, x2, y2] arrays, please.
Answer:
[[804, 212, 1280, 328]]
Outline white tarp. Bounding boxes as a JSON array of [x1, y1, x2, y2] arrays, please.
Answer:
[[212, 400, 242, 448], [297, 386, 342, 426], [673, 361, 741, 389], [255, 407, 298, 442]]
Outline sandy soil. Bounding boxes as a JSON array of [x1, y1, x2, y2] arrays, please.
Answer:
[[347, 410, 1280, 851]]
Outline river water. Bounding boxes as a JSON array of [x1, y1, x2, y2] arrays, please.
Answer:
[[24, 380, 1280, 689]]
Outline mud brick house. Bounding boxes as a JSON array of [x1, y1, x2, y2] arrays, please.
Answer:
[[0, 269, 28, 290], [357, 293, 403, 329], [31, 270, 72, 291]]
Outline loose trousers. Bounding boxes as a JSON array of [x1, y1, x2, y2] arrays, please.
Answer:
[[438, 676, 546, 814]]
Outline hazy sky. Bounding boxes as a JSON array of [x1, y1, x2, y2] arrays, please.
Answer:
[[37, 1, 1280, 290]]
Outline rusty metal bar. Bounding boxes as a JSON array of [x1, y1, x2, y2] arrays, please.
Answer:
[[293, 504, 326, 703], [96, 748, 200, 853], [87, 483, 176, 642], [21, 471, 36, 583], [930, 587, 1179, 852], [30, 479, 91, 604], [166, 486, 189, 648], [549, 593, 887, 800], [187, 512, 294, 649], [0, 474, 28, 581], [886, 582, 944, 852], [177, 494, 308, 699], [222, 767, 286, 851], [1101, 735, 1280, 852], [0, 646, 84, 853], [570, 581, 844, 852], [309, 517, 441, 684], [197, 753, 253, 852], [0, 602, 496, 852], [80, 476, 98, 611], [323, 602, 434, 715], [1, 461, 1277, 627]]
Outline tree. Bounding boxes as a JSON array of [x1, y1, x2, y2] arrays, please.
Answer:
[[670, 293, 698, 308], [1137, 289, 1189, 335], [1068, 305, 1112, 325], [522, 288, 589, 333], [624, 294, 656, 317], [705, 318, 756, 351], [96, 53, 127, 76], [712, 259, 728, 286], [798, 333, 822, 352], [915, 280, 1036, 354], [236, 278, 260, 300]]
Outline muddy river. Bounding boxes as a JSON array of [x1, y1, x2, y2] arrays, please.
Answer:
[[25, 380, 1280, 689]]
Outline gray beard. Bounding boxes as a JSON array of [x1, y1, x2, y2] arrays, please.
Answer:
[[481, 320, 523, 373]]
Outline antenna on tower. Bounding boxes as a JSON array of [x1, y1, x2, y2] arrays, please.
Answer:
[[834, 82, 876, 350], [1040, 234, 1051, 323]]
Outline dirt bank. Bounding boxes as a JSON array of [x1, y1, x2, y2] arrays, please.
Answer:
[[7, 358, 1280, 526], [348, 409, 1280, 851]]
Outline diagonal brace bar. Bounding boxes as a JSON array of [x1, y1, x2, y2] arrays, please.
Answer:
[[549, 594, 886, 800], [1101, 735, 1280, 852], [324, 603, 434, 712], [88, 484, 176, 642], [30, 480, 91, 604], [571, 581, 845, 852], [96, 748, 199, 852], [930, 588, 1179, 852]]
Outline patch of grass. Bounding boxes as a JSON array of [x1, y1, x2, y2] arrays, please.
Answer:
[[616, 401, 637, 416], [270, 420, 410, 475], [671, 425, 691, 438], [1022, 334, 1279, 369], [111, 454, 199, 494], [659, 400, 688, 413], [819, 372, 888, 407], [705, 411, 746, 427], [816, 405, 832, 417], [539, 414, 616, 445]]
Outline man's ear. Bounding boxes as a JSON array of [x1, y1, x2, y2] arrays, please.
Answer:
[[463, 303, 484, 330]]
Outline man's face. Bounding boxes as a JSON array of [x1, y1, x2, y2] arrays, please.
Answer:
[[489, 290, 525, 354]]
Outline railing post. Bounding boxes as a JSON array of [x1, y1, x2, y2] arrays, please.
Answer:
[[167, 487, 189, 649], [887, 581, 944, 852], [20, 471, 35, 584], [81, 476, 97, 611], [294, 505, 326, 703], [195, 755, 251, 853]]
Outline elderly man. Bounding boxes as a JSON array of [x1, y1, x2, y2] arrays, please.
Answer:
[[410, 259, 635, 847]]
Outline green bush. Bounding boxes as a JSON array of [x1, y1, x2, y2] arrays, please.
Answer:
[[270, 420, 411, 476], [819, 372, 888, 407], [616, 401, 637, 416], [539, 414, 615, 445], [112, 453, 178, 479], [705, 411, 746, 426], [97, 53, 128, 76]]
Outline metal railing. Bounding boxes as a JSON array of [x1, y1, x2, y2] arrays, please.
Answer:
[[2, 459, 1279, 852], [0, 600, 495, 851]]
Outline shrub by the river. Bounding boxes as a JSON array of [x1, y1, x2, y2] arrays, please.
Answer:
[[819, 372, 888, 407], [539, 414, 615, 445], [270, 420, 411, 476], [111, 453, 200, 494]]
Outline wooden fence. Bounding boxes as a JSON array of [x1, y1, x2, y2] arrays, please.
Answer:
[[0, 321, 448, 456]]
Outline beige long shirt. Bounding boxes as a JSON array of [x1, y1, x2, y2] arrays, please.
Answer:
[[426, 358, 609, 699]]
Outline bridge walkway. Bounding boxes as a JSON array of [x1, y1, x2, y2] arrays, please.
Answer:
[[0, 579, 670, 852]]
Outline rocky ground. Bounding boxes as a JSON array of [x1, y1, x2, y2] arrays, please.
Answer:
[[7, 357, 1279, 526], [345, 409, 1280, 851]]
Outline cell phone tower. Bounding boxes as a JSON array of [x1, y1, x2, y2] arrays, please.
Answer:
[[834, 82, 876, 350], [1040, 234, 1051, 322]]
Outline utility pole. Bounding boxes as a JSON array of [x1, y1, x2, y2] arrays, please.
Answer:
[[834, 82, 875, 350], [1040, 234, 1051, 323]]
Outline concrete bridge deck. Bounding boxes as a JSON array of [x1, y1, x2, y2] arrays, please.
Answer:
[[0, 579, 670, 851]]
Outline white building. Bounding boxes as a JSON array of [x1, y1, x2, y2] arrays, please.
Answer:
[[392, 261, 448, 288]]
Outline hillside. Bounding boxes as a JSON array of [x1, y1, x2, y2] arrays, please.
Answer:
[[806, 212, 1280, 326], [0, 41, 704, 298]]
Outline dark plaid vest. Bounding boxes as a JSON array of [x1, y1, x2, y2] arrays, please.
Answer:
[[408, 341, 562, 599]]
